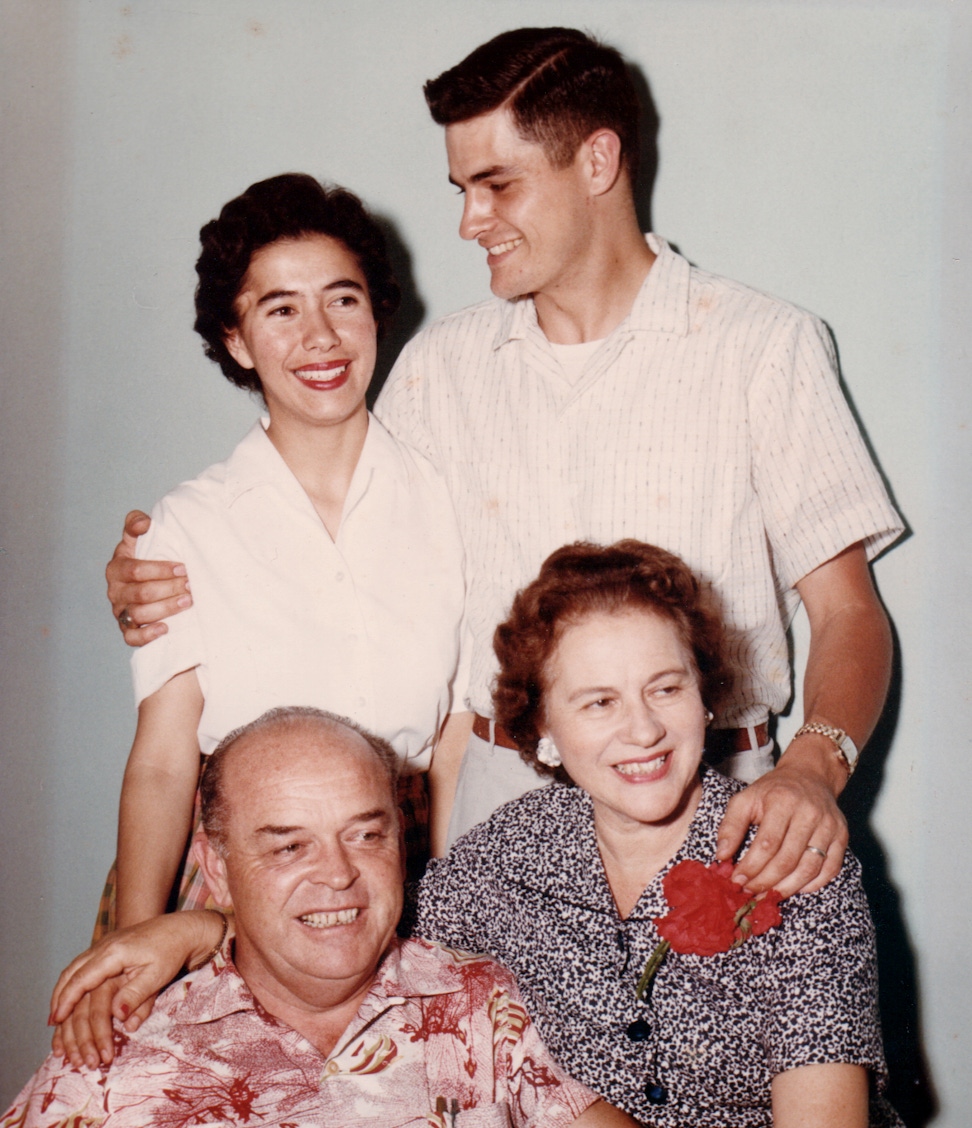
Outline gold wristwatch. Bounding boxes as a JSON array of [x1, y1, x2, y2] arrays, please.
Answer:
[[792, 721, 859, 776]]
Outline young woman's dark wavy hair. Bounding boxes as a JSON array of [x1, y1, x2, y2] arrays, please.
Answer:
[[492, 540, 732, 779], [193, 173, 401, 396]]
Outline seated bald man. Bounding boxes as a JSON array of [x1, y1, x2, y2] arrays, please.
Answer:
[[6, 707, 633, 1128]]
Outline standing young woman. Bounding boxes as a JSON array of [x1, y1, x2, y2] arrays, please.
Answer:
[[103, 174, 467, 937]]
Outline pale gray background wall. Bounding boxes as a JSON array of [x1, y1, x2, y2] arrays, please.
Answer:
[[1, 0, 968, 1122]]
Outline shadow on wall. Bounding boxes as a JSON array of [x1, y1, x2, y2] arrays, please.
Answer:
[[369, 216, 426, 408], [842, 616, 936, 1127], [818, 332, 925, 1121], [629, 63, 660, 237]]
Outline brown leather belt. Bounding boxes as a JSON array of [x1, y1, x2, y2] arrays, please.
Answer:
[[472, 714, 520, 749], [705, 723, 770, 756], [472, 714, 769, 755]]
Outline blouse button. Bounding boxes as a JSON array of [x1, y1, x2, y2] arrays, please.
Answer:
[[645, 1082, 668, 1105], [625, 1018, 651, 1041]]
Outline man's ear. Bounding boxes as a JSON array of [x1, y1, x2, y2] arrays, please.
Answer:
[[193, 831, 234, 910], [583, 128, 624, 196], [223, 327, 256, 371]]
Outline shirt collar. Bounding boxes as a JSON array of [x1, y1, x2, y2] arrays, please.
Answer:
[[513, 768, 734, 921], [221, 413, 404, 513], [623, 233, 692, 337], [366, 937, 467, 1003], [170, 937, 462, 1032], [222, 418, 308, 506], [167, 950, 264, 1026], [491, 233, 691, 350]]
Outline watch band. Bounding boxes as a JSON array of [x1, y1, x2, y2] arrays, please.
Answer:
[[792, 721, 859, 776]]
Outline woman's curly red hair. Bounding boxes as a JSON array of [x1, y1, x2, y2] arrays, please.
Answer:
[[492, 540, 732, 778]]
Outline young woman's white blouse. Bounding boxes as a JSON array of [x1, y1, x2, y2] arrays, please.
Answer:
[[131, 415, 467, 770]]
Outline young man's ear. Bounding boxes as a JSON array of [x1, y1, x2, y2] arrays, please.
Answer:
[[583, 128, 624, 196], [193, 831, 234, 910]]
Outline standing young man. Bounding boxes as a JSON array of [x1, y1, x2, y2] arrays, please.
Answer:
[[108, 29, 901, 898]]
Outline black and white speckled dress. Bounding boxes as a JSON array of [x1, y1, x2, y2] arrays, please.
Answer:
[[406, 768, 902, 1127]]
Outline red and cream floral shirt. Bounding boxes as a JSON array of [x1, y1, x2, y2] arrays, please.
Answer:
[[4, 939, 597, 1128]]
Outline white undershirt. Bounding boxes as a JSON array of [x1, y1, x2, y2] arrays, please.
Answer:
[[547, 337, 606, 385]]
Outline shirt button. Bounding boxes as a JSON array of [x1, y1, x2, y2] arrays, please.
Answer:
[[323, 1060, 340, 1078], [625, 1018, 651, 1041], [646, 1082, 668, 1105]]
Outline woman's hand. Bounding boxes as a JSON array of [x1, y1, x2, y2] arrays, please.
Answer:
[[52, 976, 157, 1069], [49, 911, 226, 1065]]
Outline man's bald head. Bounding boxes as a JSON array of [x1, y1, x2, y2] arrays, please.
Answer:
[[200, 706, 399, 854]]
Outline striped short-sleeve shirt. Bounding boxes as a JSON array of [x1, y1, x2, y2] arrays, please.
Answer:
[[376, 235, 902, 724]]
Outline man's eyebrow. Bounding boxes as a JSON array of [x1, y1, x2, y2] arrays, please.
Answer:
[[252, 808, 392, 838], [349, 808, 395, 825], [253, 279, 365, 308], [254, 823, 303, 837], [448, 164, 519, 188]]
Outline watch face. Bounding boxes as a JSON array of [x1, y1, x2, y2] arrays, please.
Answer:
[[839, 734, 859, 765]]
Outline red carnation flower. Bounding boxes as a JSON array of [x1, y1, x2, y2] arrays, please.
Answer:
[[635, 859, 783, 999]]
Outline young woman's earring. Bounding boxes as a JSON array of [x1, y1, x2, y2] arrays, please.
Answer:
[[704, 710, 714, 725], [536, 736, 563, 768]]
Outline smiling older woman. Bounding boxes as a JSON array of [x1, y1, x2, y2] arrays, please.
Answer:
[[407, 540, 902, 1128]]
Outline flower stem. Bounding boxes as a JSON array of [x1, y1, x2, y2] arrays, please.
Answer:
[[635, 940, 671, 1000]]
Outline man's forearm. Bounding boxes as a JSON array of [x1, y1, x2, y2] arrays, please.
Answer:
[[788, 543, 893, 794]]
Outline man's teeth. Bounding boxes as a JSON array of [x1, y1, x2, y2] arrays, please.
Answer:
[[614, 756, 668, 776], [487, 238, 523, 256], [300, 908, 359, 928]]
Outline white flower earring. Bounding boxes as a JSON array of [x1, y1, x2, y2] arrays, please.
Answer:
[[536, 736, 563, 768], [704, 710, 714, 725]]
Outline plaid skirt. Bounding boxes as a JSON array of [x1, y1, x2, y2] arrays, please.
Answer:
[[92, 765, 431, 941]]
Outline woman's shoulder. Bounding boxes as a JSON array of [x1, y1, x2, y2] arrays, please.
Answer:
[[361, 415, 465, 548], [446, 784, 597, 880], [146, 422, 267, 514], [482, 781, 592, 837], [137, 422, 268, 556], [408, 785, 598, 941], [699, 764, 746, 804]]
